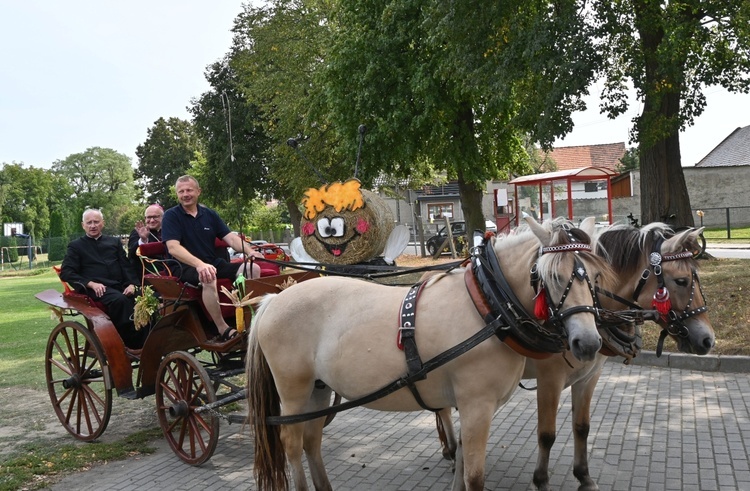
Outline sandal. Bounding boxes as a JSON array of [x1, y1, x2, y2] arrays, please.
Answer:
[[220, 328, 239, 342]]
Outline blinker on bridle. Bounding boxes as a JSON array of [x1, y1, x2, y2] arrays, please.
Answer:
[[638, 236, 709, 356], [530, 227, 601, 330]]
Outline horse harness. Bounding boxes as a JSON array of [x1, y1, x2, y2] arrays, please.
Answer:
[[396, 231, 601, 411], [594, 233, 709, 357], [265, 231, 603, 424]]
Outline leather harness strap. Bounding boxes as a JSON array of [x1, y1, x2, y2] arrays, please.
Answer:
[[396, 282, 442, 412]]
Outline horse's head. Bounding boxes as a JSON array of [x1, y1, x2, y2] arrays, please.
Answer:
[[596, 222, 715, 355], [524, 217, 611, 362]]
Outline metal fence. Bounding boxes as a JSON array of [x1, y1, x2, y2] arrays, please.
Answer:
[[693, 206, 750, 239]]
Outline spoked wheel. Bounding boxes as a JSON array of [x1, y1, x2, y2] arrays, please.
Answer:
[[155, 351, 219, 465], [45, 321, 112, 441]]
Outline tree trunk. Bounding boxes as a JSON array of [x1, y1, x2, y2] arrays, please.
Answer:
[[286, 197, 303, 236], [454, 101, 487, 239], [639, 131, 695, 228], [634, 1, 694, 228], [457, 172, 485, 237], [637, 92, 695, 228]]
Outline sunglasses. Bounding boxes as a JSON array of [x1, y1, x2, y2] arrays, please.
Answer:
[[145, 215, 162, 220]]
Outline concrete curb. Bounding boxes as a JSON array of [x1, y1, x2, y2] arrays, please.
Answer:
[[607, 349, 750, 373]]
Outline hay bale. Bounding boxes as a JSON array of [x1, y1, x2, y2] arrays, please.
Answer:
[[301, 186, 394, 265]]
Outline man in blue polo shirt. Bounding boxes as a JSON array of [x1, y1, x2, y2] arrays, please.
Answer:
[[161, 175, 261, 342]]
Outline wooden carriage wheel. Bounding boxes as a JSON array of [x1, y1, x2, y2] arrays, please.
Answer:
[[45, 320, 113, 441], [155, 351, 219, 465]]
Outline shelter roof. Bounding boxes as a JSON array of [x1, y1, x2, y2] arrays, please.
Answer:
[[695, 125, 750, 167], [543, 142, 625, 171], [508, 166, 618, 185]]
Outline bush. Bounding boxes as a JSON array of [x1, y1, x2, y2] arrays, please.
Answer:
[[48, 237, 69, 262], [0, 236, 19, 262]]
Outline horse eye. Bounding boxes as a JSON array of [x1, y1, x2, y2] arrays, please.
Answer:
[[330, 218, 345, 237], [316, 218, 333, 238], [675, 278, 689, 287]]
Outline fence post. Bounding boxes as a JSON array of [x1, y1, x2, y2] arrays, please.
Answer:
[[726, 208, 732, 239]]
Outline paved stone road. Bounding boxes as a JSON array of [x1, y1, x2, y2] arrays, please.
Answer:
[[48, 359, 750, 491]]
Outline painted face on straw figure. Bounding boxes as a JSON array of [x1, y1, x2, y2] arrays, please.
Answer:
[[300, 179, 395, 265]]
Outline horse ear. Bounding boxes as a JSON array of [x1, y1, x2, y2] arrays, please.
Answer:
[[662, 227, 703, 254], [579, 217, 596, 237], [525, 216, 552, 246]]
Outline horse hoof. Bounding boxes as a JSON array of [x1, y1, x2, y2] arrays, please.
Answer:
[[577, 480, 599, 491]]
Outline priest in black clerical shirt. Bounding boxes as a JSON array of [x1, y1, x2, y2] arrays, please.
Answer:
[[61, 208, 147, 349]]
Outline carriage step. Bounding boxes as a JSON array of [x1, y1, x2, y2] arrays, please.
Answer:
[[226, 414, 246, 424], [118, 388, 139, 400]]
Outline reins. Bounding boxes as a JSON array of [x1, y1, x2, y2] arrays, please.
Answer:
[[253, 256, 466, 281], [265, 314, 509, 425]]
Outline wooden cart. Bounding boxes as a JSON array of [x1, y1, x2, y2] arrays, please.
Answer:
[[36, 259, 319, 465]]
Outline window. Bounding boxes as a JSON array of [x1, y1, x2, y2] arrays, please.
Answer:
[[428, 203, 454, 221]]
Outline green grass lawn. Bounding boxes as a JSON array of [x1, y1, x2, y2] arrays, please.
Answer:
[[0, 270, 61, 389], [703, 226, 750, 240]]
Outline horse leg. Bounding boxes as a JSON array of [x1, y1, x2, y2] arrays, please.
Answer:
[[303, 388, 334, 491], [451, 433, 466, 491], [452, 405, 492, 491], [436, 408, 458, 465], [532, 372, 566, 491], [570, 372, 602, 491], [280, 423, 309, 491]]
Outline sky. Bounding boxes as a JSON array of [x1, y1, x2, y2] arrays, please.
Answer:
[[1, 1, 749, 170]]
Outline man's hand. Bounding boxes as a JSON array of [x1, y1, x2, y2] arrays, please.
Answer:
[[123, 284, 136, 296], [243, 248, 265, 261], [196, 262, 217, 284], [135, 220, 149, 241], [87, 281, 107, 298]]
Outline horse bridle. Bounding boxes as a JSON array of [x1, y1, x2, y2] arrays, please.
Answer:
[[596, 233, 709, 356], [530, 241, 602, 333]]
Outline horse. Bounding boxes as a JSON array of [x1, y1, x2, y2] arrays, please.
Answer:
[[434, 221, 715, 491], [247, 218, 616, 491]]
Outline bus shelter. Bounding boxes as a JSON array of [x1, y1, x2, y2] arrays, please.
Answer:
[[507, 166, 618, 226]]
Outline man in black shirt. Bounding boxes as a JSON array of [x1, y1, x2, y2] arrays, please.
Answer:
[[61, 208, 146, 349], [162, 175, 261, 341], [128, 203, 164, 280]]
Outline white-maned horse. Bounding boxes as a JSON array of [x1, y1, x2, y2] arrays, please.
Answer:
[[435, 221, 715, 490], [247, 218, 615, 491]]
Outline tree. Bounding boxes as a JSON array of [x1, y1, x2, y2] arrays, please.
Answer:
[[135, 117, 202, 208], [0, 163, 54, 238], [323, 1, 568, 234], [47, 209, 68, 261], [229, 1, 344, 235], [189, 57, 270, 222], [52, 147, 136, 232], [616, 147, 640, 173], [594, 0, 750, 226]]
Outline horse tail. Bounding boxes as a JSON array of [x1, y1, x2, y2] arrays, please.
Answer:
[[247, 294, 288, 490]]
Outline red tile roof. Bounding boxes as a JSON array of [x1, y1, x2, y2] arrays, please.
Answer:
[[544, 142, 626, 171]]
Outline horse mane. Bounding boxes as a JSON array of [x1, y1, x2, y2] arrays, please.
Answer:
[[499, 218, 613, 289], [595, 221, 703, 276], [543, 222, 612, 288]]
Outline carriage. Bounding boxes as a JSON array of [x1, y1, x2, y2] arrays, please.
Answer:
[[35, 238, 319, 465]]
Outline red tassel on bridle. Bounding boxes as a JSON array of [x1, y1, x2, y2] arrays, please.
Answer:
[[652, 287, 672, 319], [534, 287, 550, 321]]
